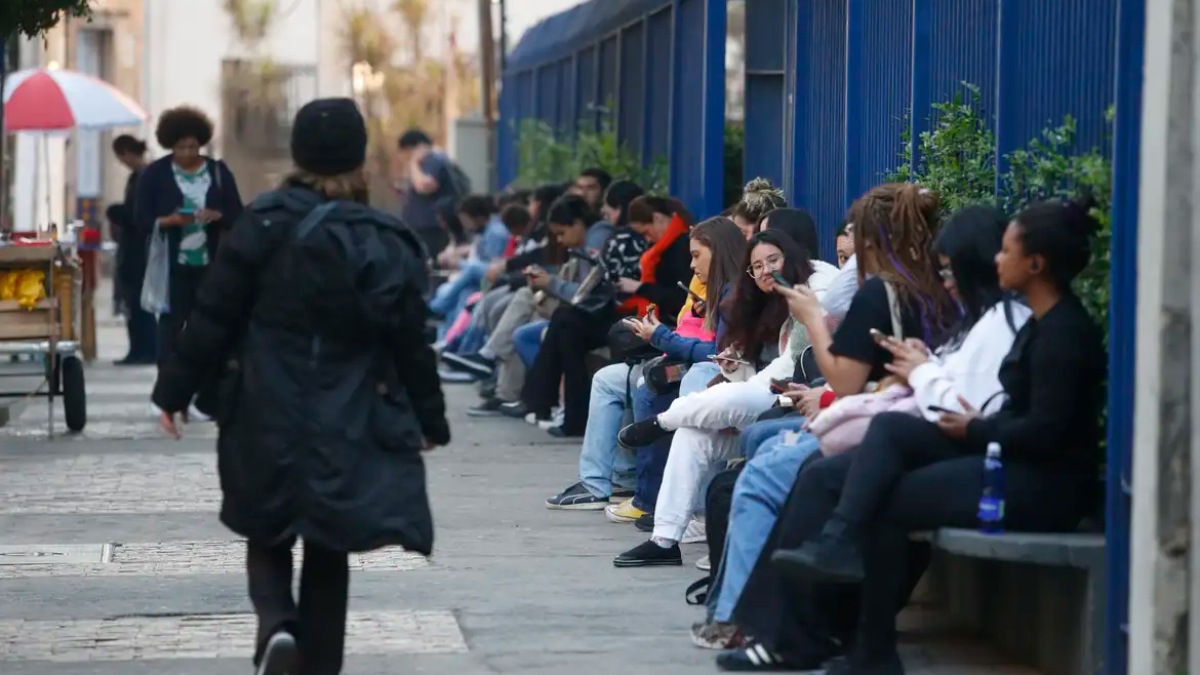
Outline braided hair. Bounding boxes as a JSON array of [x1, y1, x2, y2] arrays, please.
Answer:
[[849, 183, 957, 346], [731, 178, 787, 227]]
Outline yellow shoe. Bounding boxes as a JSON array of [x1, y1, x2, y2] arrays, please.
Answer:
[[605, 498, 646, 524]]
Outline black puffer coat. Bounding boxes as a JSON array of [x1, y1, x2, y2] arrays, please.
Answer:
[[152, 184, 448, 555]]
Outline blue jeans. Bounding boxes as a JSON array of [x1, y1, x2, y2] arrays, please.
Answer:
[[430, 260, 486, 317], [579, 363, 641, 498], [711, 424, 820, 622], [738, 416, 805, 461], [513, 320, 547, 368], [632, 362, 721, 513]]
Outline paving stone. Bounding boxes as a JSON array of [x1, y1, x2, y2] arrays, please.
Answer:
[[0, 540, 426, 578], [0, 611, 466, 662]]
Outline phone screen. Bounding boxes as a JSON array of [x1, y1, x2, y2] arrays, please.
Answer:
[[178, 207, 196, 216], [770, 272, 792, 289]]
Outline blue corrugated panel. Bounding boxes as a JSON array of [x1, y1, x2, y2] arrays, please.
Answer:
[[576, 47, 597, 131], [743, 0, 788, 188], [535, 64, 558, 125], [599, 36, 619, 113], [996, 0, 1118, 162], [911, 0, 998, 170], [1106, 1, 1145, 672], [671, 0, 706, 213], [845, 0, 914, 201], [507, 0, 670, 71], [497, 74, 518, 187], [515, 70, 534, 122], [618, 21, 647, 156], [790, 0, 847, 262], [558, 57, 575, 133], [645, 8, 673, 164]]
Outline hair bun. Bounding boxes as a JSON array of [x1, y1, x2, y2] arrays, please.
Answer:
[[1062, 195, 1101, 238], [741, 177, 785, 212]]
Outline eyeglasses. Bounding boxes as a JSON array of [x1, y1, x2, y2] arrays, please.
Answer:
[[938, 267, 955, 281], [747, 254, 785, 279]]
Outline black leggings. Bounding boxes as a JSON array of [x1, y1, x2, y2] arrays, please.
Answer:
[[522, 304, 614, 434], [734, 413, 1091, 661], [247, 536, 350, 675]]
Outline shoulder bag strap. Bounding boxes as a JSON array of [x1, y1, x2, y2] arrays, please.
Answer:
[[883, 280, 903, 339], [294, 201, 340, 241]]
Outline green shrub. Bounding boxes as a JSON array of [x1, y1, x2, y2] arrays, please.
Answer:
[[514, 109, 668, 194]]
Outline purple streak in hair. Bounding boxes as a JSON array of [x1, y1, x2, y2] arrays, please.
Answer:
[[874, 220, 938, 345]]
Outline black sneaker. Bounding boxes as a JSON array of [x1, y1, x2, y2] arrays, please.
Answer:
[[255, 630, 298, 675], [771, 534, 864, 584], [715, 641, 819, 671], [499, 401, 529, 419], [467, 398, 508, 417], [635, 513, 655, 532], [618, 418, 670, 449], [546, 482, 609, 510], [613, 540, 682, 568], [547, 425, 583, 439], [441, 351, 496, 377]]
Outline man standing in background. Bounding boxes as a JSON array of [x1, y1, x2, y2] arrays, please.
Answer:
[[396, 129, 470, 264]]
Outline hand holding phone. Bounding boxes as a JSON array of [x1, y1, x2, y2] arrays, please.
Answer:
[[869, 328, 889, 345], [770, 272, 792, 289], [927, 404, 956, 415], [769, 378, 795, 394]]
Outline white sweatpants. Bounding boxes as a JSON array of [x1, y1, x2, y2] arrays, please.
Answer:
[[652, 379, 780, 542]]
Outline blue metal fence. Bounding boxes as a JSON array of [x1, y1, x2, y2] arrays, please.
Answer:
[[499, 0, 726, 218]]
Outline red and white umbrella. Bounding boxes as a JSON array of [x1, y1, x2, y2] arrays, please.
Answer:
[[2, 66, 147, 133]]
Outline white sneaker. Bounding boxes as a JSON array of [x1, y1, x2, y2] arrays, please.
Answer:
[[696, 555, 711, 572], [681, 518, 707, 545], [188, 404, 212, 423]]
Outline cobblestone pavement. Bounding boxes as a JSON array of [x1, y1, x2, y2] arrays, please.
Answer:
[[0, 309, 1037, 674]]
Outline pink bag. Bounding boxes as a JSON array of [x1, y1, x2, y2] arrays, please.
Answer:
[[673, 310, 715, 341], [807, 384, 920, 456], [442, 291, 483, 344]]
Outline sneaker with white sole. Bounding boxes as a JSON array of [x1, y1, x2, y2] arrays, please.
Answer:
[[681, 518, 707, 545], [605, 499, 646, 524], [255, 630, 298, 675], [690, 620, 745, 650], [546, 482, 609, 510], [696, 554, 712, 572]]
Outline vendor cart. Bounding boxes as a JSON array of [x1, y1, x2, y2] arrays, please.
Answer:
[[0, 242, 86, 434]]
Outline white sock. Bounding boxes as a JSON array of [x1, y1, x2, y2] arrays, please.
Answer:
[[651, 535, 676, 548], [655, 415, 677, 432]]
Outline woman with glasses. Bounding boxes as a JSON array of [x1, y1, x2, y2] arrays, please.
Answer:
[[612, 229, 814, 567]]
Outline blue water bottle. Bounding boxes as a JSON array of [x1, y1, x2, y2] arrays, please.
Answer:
[[978, 442, 1006, 534]]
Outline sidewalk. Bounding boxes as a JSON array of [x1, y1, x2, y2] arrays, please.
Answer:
[[0, 282, 1038, 673]]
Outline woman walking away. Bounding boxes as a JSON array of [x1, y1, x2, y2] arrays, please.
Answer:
[[110, 134, 156, 365], [152, 98, 448, 675], [134, 106, 244, 415]]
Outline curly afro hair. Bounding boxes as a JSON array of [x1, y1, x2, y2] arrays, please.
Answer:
[[155, 106, 214, 150]]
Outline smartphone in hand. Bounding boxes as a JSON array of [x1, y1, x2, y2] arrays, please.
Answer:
[[770, 272, 792, 289], [869, 328, 889, 345], [927, 405, 956, 415], [769, 378, 794, 394]]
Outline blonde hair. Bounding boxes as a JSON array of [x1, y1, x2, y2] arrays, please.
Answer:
[[731, 177, 786, 225], [286, 167, 369, 203]]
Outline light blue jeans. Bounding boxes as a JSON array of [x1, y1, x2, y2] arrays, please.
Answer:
[[513, 320, 548, 368], [430, 260, 486, 317], [579, 362, 643, 498], [712, 424, 822, 622]]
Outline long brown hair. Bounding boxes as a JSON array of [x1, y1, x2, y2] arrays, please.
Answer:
[[848, 183, 955, 344], [721, 230, 812, 358], [688, 216, 746, 332]]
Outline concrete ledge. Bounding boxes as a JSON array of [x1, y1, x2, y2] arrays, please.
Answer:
[[932, 529, 1105, 570]]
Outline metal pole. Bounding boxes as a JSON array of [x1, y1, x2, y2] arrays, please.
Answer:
[[498, 0, 508, 75], [0, 34, 9, 234], [478, 0, 497, 191]]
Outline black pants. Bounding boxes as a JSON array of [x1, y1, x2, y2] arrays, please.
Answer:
[[157, 266, 219, 413], [247, 537, 350, 675], [735, 413, 1091, 661], [521, 305, 614, 434], [121, 277, 158, 361]]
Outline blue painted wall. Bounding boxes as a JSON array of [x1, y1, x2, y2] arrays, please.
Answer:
[[499, 0, 725, 218]]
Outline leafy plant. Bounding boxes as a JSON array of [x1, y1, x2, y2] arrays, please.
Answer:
[[515, 109, 669, 194], [0, 0, 91, 39], [885, 83, 997, 214]]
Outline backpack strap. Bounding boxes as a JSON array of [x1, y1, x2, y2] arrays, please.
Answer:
[[294, 201, 341, 241]]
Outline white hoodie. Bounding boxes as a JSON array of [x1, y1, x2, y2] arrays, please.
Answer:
[[910, 300, 1032, 422]]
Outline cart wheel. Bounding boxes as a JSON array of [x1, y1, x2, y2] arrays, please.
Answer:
[[61, 356, 86, 432], [45, 354, 62, 396]]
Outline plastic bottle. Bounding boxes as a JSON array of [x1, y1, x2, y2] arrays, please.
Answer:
[[978, 442, 1006, 534]]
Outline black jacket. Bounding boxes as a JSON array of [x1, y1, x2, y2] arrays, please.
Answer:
[[115, 167, 146, 286], [151, 185, 447, 555], [634, 232, 692, 319]]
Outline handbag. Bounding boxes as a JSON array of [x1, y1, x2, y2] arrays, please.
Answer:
[[606, 320, 661, 364], [643, 355, 690, 395], [566, 252, 616, 314], [140, 221, 171, 315]]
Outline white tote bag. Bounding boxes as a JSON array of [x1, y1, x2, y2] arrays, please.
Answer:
[[140, 222, 171, 315]]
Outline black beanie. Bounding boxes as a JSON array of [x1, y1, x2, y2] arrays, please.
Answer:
[[290, 98, 368, 176]]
